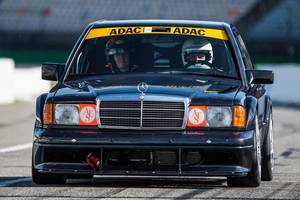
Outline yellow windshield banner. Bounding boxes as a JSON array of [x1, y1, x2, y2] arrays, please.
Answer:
[[85, 26, 228, 40]]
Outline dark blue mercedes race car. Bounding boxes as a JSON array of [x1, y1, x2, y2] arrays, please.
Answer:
[[32, 20, 274, 187]]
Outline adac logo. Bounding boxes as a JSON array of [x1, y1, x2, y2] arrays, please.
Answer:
[[137, 82, 148, 94]]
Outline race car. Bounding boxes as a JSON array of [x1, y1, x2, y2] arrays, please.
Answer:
[[32, 19, 274, 187]]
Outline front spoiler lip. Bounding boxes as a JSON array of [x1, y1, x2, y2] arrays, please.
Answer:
[[34, 128, 255, 146], [34, 142, 253, 149], [36, 163, 250, 177]]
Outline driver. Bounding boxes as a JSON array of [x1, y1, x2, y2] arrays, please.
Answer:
[[105, 38, 137, 72], [181, 39, 214, 69]]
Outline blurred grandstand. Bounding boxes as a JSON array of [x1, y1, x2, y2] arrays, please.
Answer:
[[0, 0, 299, 64]]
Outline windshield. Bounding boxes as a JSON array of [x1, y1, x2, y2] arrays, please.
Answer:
[[69, 27, 238, 78]]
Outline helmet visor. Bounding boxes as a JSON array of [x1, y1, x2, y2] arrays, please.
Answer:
[[184, 50, 211, 64], [107, 47, 126, 55]]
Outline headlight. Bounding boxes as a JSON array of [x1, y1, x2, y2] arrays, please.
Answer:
[[55, 104, 79, 125], [49, 103, 97, 126], [187, 105, 245, 128], [206, 106, 232, 127]]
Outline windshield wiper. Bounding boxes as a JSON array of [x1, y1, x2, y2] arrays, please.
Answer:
[[157, 70, 238, 79]]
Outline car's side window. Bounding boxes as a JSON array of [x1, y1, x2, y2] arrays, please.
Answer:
[[236, 34, 254, 70]]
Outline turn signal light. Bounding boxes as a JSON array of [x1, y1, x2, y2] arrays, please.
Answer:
[[43, 103, 97, 126], [232, 105, 245, 128], [186, 105, 245, 128], [43, 103, 53, 125]]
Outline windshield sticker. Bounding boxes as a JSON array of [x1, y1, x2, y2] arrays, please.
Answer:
[[85, 26, 228, 40]]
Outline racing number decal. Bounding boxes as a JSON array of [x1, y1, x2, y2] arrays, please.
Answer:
[[79, 104, 97, 125], [85, 26, 228, 40]]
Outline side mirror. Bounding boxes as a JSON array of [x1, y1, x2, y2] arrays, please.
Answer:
[[42, 63, 64, 81], [246, 70, 274, 84]]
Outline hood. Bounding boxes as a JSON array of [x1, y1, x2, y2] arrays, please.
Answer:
[[53, 74, 242, 105]]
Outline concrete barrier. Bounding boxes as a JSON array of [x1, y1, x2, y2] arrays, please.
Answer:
[[14, 67, 51, 102], [0, 58, 51, 104], [258, 64, 300, 106], [0, 58, 15, 104]]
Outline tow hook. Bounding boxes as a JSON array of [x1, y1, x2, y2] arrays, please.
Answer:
[[86, 153, 101, 172]]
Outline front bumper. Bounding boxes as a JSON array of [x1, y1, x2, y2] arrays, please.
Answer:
[[33, 128, 255, 178]]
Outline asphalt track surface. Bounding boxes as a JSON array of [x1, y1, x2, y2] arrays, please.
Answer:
[[0, 102, 299, 200]]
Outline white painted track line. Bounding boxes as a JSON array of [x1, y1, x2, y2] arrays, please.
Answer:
[[0, 177, 32, 187], [0, 143, 32, 153]]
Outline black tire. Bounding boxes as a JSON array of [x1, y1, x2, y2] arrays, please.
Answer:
[[261, 111, 274, 181], [32, 165, 66, 184], [227, 115, 261, 187]]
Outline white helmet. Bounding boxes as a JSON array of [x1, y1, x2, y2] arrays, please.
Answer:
[[181, 39, 213, 67]]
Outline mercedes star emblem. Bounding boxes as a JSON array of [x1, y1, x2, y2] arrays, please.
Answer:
[[137, 82, 149, 93]]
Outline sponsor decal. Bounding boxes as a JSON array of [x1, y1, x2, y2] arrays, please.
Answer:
[[187, 106, 206, 127], [189, 108, 205, 125], [86, 26, 228, 40], [173, 27, 205, 36], [109, 27, 142, 35], [79, 104, 97, 125]]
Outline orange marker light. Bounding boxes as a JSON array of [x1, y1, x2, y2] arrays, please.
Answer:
[[232, 105, 245, 128], [43, 103, 53, 125], [187, 106, 206, 127], [79, 104, 97, 126]]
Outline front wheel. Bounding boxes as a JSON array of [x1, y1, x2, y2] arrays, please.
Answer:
[[227, 116, 261, 187]]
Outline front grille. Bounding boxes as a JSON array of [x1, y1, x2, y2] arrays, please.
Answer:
[[99, 100, 185, 129]]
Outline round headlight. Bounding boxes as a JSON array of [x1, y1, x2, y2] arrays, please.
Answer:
[[206, 106, 232, 127], [54, 104, 79, 125]]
